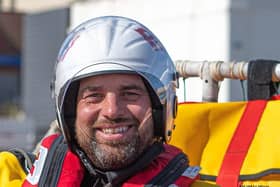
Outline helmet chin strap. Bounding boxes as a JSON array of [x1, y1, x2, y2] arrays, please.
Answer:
[[141, 78, 165, 141], [74, 147, 111, 185], [152, 108, 165, 141], [74, 146, 98, 175]]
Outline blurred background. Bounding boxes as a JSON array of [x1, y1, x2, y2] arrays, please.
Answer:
[[1, 0, 280, 150]]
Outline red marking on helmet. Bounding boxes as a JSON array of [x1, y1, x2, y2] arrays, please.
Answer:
[[135, 28, 162, 51], [58, 35, 80, 62]]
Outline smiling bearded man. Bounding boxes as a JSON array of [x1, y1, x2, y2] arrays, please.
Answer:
[[22, 16, 202, 187], [75, 74, 154, 170]]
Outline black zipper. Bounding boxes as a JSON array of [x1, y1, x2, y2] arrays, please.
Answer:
[[145, 153, 188, 187]]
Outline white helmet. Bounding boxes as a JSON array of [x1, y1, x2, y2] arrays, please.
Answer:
[[52, 16, 178, 150]]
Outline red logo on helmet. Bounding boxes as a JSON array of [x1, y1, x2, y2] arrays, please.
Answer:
[[135, 28, 163, 51], [57, 34, 80, 62]]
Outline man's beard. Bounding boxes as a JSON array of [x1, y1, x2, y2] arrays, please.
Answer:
[[87, 132, 141, 170], [75, 120, 151, 170]]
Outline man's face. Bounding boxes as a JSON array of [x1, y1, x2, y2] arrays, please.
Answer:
[[75, 73, 154, 170]]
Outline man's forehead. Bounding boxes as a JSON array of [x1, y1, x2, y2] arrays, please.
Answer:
[[79, 73, 146, 90]]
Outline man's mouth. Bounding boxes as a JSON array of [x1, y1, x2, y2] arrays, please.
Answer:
[[100, 126, 130, 134]]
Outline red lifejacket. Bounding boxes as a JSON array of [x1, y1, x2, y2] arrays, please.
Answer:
[[22, 134, 199, 186]]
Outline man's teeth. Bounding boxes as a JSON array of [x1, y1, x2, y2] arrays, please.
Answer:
[[102, 126, 129, 134]]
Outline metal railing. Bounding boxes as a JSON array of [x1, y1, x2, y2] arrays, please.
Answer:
[[175, 60, 280, 102]]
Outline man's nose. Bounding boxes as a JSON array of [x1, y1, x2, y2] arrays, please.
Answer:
[[101, 93, 123, 119]]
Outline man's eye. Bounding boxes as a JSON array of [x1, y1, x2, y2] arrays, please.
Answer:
[[84, 93, 103, 102], [123, 92, 140, 101]]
